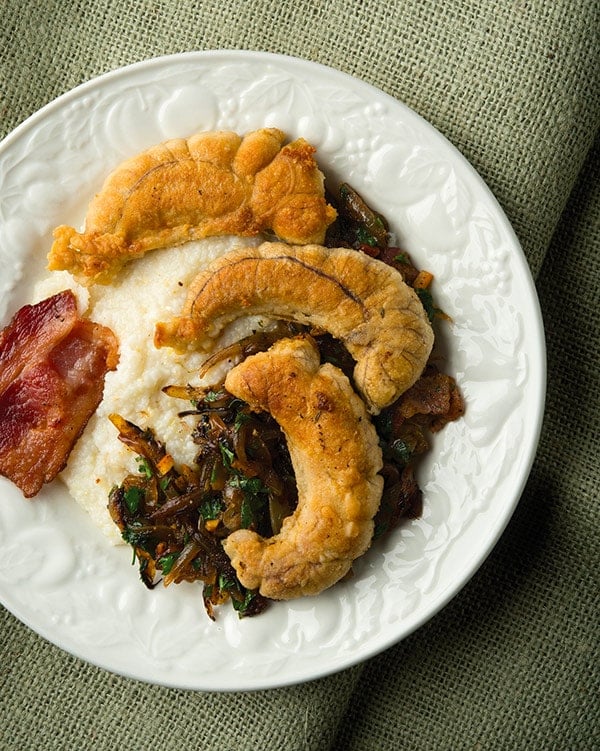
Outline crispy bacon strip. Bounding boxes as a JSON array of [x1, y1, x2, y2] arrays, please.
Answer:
[[0, 290, 118, 497]]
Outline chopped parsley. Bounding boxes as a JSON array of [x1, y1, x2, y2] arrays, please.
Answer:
[[416, 287, 437, 323], [124, 486, 144, 514]]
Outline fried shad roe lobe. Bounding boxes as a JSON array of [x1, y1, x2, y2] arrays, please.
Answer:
[[221, 336, 384, 600], [154, 242, 434, 414], [0, 290, 119, 497], [47, 128, 337, 284]]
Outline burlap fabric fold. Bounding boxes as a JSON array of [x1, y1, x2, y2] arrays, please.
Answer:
[[1, 1, 598, 749]]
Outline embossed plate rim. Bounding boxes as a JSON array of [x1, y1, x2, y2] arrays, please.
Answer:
[[0, 50, 546, 691]]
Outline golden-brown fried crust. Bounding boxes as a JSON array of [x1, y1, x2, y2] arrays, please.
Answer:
[[222, 336, 383, 600], [155, 242, 434, 413], [47, 129, 336, 284]]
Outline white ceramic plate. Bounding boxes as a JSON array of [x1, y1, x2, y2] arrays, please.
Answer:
[[0, 51, 545, 691]]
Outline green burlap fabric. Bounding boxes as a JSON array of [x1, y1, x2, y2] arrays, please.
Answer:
[[1, 1, 598, 749]]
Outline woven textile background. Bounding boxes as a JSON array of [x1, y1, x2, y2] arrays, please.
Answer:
[[1, 1, 598, 749]]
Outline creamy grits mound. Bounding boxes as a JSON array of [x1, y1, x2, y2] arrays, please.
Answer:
[[33, 235, 265, 543]]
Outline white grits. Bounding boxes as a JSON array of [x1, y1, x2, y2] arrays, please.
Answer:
[[33, 236, 265, 543]]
